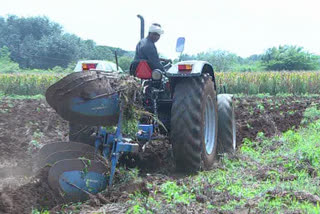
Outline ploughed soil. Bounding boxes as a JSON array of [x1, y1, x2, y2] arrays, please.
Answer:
[[0, 96, 319, 213], [0, 99, 68, 214], [235, 96, 320, 145]]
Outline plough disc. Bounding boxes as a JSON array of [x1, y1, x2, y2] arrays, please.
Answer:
[[48, 159, 108, 202], [45, 71, 120, 126], [40, 150, 95, 168], [37, 142, 95, 164]]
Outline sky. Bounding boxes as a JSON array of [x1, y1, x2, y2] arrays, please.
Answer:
[[0, 0, 319, 59]]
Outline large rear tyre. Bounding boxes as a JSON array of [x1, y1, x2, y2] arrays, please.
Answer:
[[69, 123, 96, 145], [216, 94, 236, 157], [171, 75, 218, 172]]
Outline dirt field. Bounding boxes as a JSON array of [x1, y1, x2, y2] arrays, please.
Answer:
[[0, 96, 319, 213]]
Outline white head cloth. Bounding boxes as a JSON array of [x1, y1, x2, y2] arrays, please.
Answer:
[[148, 24, 164, 35]]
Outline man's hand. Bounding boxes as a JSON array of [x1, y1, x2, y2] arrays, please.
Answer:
[[160, 58, 172, 64], [165, 59, 172, 64]]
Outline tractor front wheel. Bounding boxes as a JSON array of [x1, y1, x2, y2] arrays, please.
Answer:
[[171, 75, 218, 172]]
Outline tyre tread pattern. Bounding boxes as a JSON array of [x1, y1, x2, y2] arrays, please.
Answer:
[[217, 94, 236, 155], [171, 75, 212, 171]]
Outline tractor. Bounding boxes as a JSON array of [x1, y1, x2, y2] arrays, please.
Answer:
[[37, 15, 236, 202]]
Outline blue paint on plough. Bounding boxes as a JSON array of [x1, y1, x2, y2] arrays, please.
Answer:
[[49, 92, 153, 201]]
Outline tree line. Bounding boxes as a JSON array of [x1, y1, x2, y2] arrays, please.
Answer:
[[181, 46, 320, 72], [0, 15, 319, 72], [0, 15, 133, 71]]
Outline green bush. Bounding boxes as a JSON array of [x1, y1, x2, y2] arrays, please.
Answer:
[[301, 104, 320, 125], [0, 46, 20, 73], [261, 45, 320, 71]]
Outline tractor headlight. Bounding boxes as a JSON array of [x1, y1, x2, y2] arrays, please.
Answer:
[[152, 69, 162, 80]]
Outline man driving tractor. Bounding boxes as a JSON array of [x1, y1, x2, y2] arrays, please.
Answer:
[[130, 23, 170, 75]]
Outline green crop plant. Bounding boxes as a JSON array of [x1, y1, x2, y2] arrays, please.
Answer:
[[118, 167, 140, 184], [126, 118, 320, 213], [31, 209, 50, 214], [215, 71, 320, 95], [257, 103, 265, 112], [127, 204, 149, 214], [0, 73, 64, 95], [301, 104, 320, 125], [2, 71, 320, 96], [160, 181, 195, 205]]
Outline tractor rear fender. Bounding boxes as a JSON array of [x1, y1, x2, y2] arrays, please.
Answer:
[[166, 60, 216, 91]]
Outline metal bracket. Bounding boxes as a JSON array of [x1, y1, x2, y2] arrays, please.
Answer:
[[136, 124, 154, 141], [95, 103, 139, 187]]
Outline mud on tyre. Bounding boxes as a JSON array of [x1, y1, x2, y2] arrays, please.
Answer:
[[216, 94, 236, 157], [171, 75, 218, 172]]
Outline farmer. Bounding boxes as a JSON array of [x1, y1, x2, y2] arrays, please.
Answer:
[[130, 23, 170, 75]]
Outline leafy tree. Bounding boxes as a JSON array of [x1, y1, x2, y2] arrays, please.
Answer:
[[180, 53, 194, 61], [1, 15, 63, 67], [118, 56, 133, 71], [232, 62, 264, 72], [0, 46, 20, 73], [180, 50, 238, 72], [247, 54, 262, 62], [0, 46, 10, 61], [76, 39, 96, 60], [34, 33, 78, 69], [0, 17, 6, 47], [197, 50, 238, 72], [261, 45, 320, 71], [0, 15, 134, 70], [90, 45, 115, 61], [19, 35, 38, 68]]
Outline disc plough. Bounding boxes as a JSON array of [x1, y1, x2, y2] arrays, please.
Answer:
[[38, 71, 150, 202]]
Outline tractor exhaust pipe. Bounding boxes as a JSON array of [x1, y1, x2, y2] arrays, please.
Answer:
[[137, 14, 145, 39]]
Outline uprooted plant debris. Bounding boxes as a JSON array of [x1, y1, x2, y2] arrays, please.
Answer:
[[45, 71, 144, 126]]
